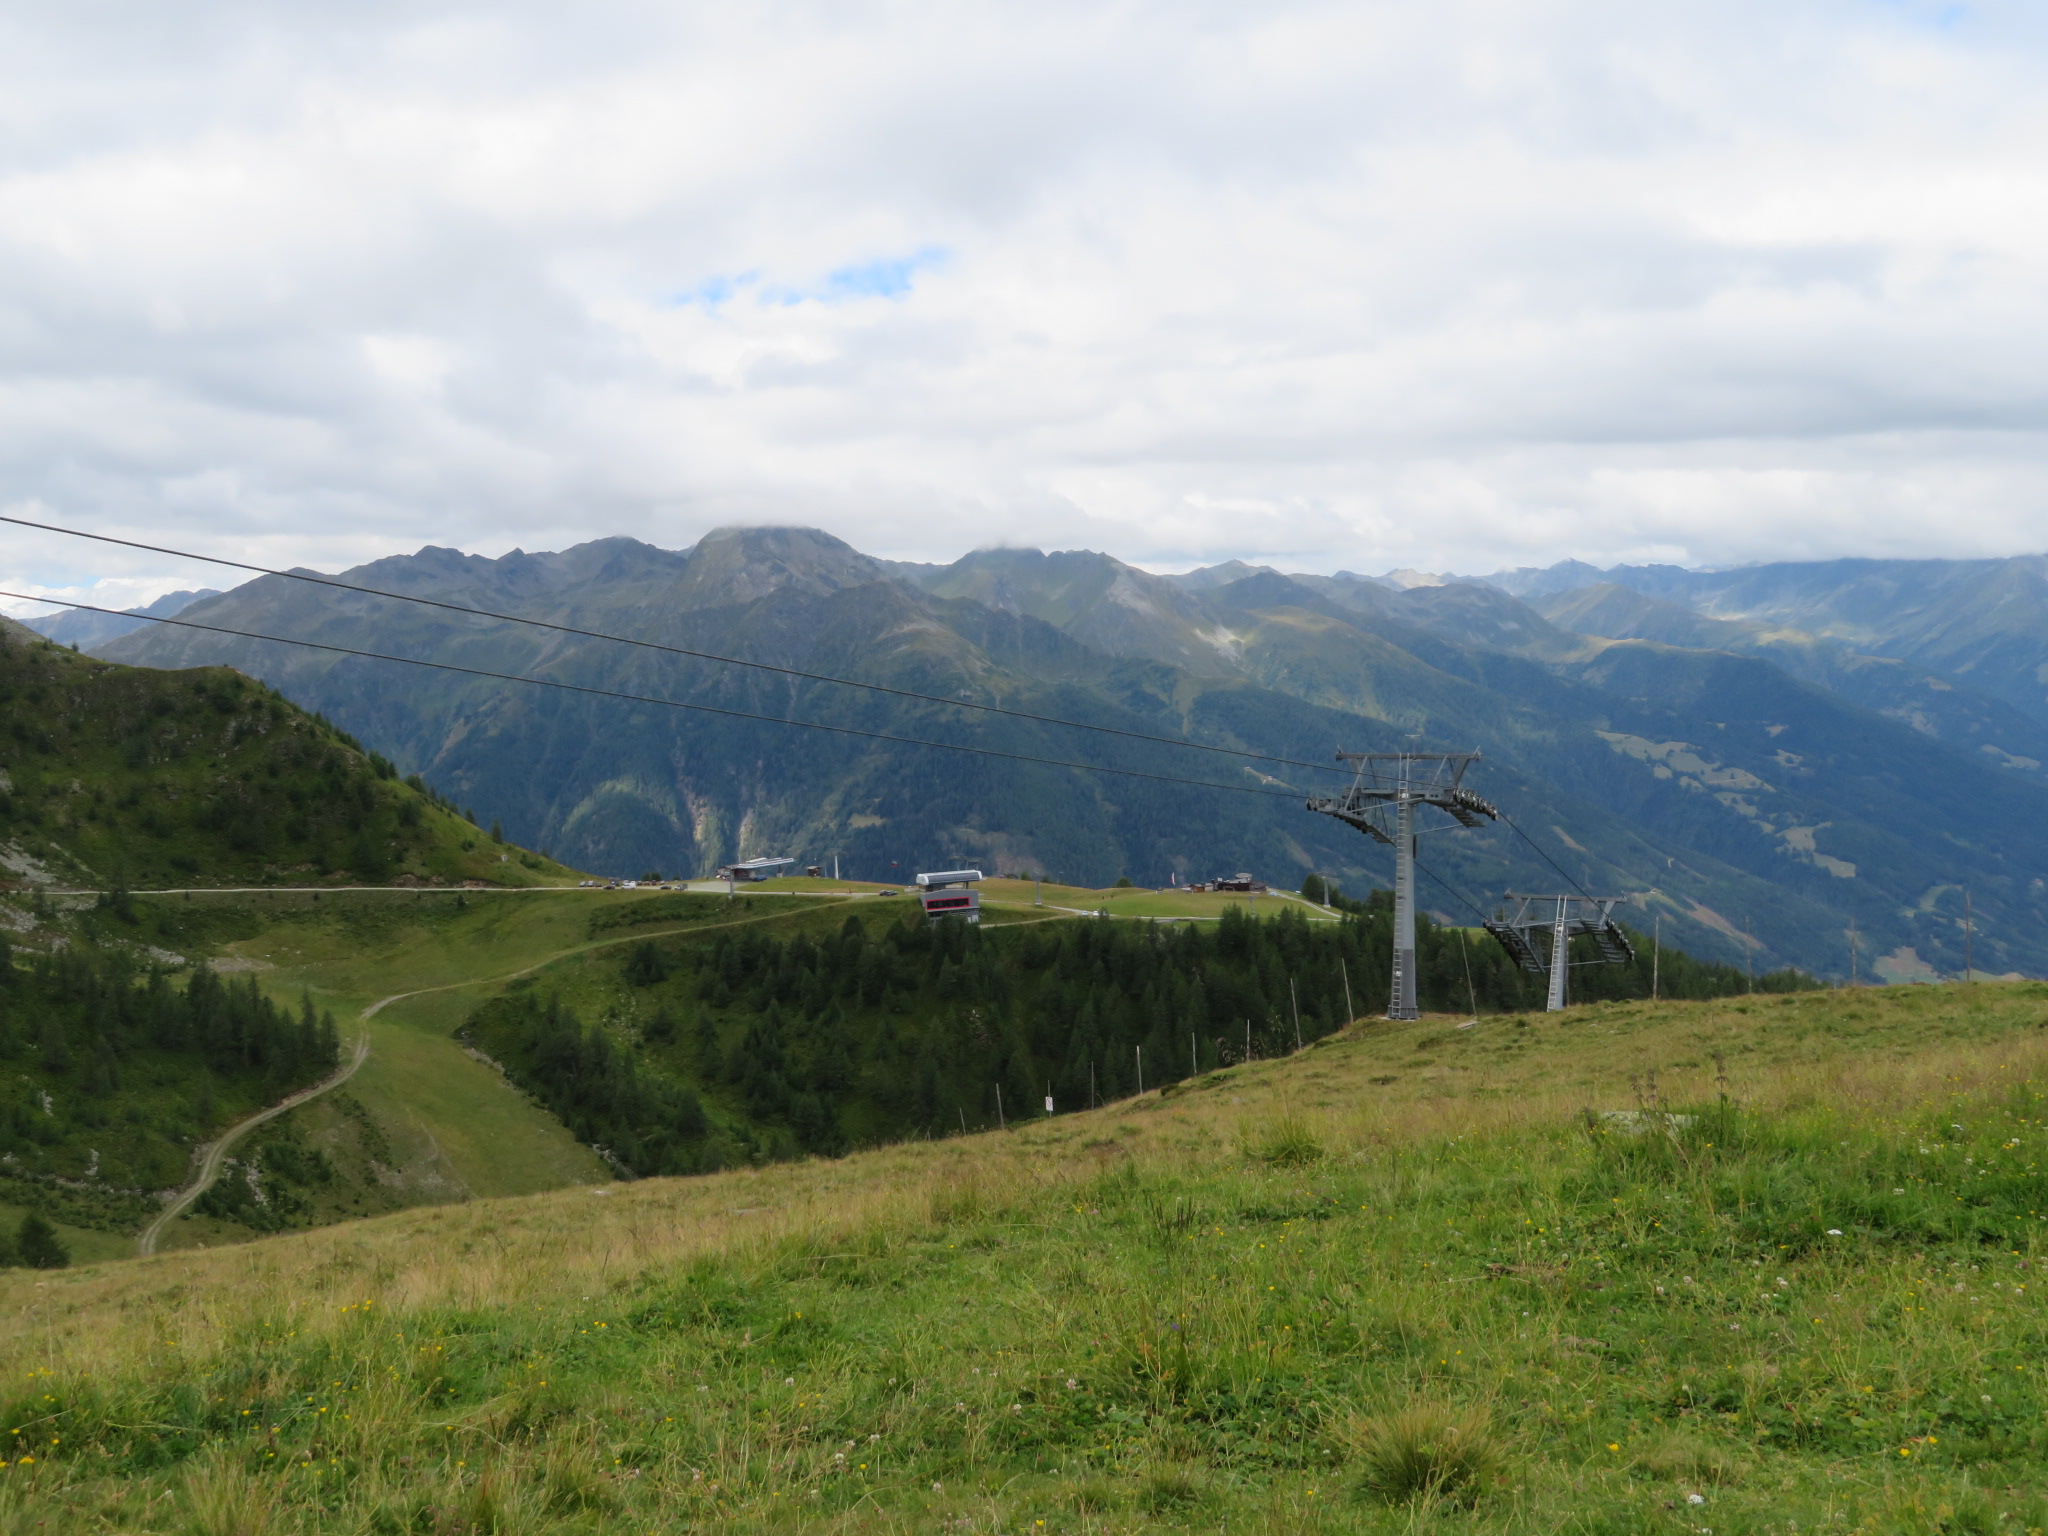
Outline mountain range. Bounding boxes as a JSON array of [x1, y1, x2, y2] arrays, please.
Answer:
[[1488, 555, 2048, 738], [24, 589, 221, 651], [93, 531, 2048, 982]]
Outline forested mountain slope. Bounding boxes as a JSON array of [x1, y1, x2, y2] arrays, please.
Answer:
[[458, 890, 1808, 1179], [0, 623, 570, 891], [0, 939, 340, 1245], [98, 528, 2048, 979], [0, 626, 579, 1259]]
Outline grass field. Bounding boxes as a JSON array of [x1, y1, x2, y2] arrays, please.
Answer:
[[977, 879, 1341, 923], [679, 876, 1338, 924], [5, 980, 2046, 1532]]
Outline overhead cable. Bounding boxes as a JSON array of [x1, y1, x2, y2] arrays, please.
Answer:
[[2, 593, 1313, 804], [1495, 808, 1597, 902], [0, 514, 1352, 779], [1413, 856, 1494, 924]]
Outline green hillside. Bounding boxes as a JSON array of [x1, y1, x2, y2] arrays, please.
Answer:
[[0, 939, 339, 1255], [0, 623, 574, 891], [2, 980, 2044, 1531], [458, 887, 1811, 1179], [0, 627, 587, 1262], [48, 873, 1793, 1256]]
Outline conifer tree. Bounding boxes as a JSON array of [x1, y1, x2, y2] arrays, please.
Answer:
[[37, 1016, 68, 1075], [17, 1212, 68, 1269]]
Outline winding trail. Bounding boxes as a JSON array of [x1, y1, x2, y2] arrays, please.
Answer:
[[133, 897, 862, 1258], [125, 886, 1317, 1260], [136, 1033, 371, 1257]]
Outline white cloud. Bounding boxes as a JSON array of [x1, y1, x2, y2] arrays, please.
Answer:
[[3, 0, 2048, 599]]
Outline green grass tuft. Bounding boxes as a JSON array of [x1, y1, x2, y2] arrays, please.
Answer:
[[1344, 1400, 1500, 1505], [1239, 1114, 1325, 1167]]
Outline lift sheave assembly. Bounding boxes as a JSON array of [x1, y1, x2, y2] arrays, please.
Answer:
[[1306, 751, 1497, 1021], [1485, 893, 1635, 1011]]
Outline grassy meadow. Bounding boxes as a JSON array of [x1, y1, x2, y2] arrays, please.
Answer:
[[692, 876, 1340, 924], [3, 981, 2046, 1533]]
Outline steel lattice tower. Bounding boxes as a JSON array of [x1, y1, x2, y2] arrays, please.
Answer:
[[1307, 751, 1497, 1020]]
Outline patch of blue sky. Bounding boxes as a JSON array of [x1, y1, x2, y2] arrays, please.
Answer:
[[1868, 0, 1969, 31], [673, 271, 761, 310], [818, 246, 950, 301], [669, 248, 948, 311]]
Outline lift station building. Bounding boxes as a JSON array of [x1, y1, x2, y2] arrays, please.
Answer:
[[915, 868, 983, 923], [717, 856, 797, 882]]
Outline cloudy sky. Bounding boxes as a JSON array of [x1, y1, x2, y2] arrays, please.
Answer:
[[4, 0, 2047, 612]]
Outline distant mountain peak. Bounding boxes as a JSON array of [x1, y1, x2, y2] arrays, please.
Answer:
[[1482, 558, 1612, 599], [22, 586, 221, 649], [694, 523, 860, 554], [1163, 559, 1278, 592], [678, 525, 888, 605]]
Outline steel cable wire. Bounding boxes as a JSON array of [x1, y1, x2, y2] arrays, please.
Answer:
[[0, 592, 1317, 803], [1, 514, 1355, 780], [1495, 807, 1598, 901]]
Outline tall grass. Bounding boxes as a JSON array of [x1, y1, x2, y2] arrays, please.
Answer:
[[3, 985, 2048, 1531]]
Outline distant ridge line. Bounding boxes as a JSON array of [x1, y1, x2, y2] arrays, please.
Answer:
[[2, 590, 1317, 803], [2, 515, 1351, 781]]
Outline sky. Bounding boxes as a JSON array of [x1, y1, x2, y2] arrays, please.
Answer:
[[5, 0, 2048, 614]]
